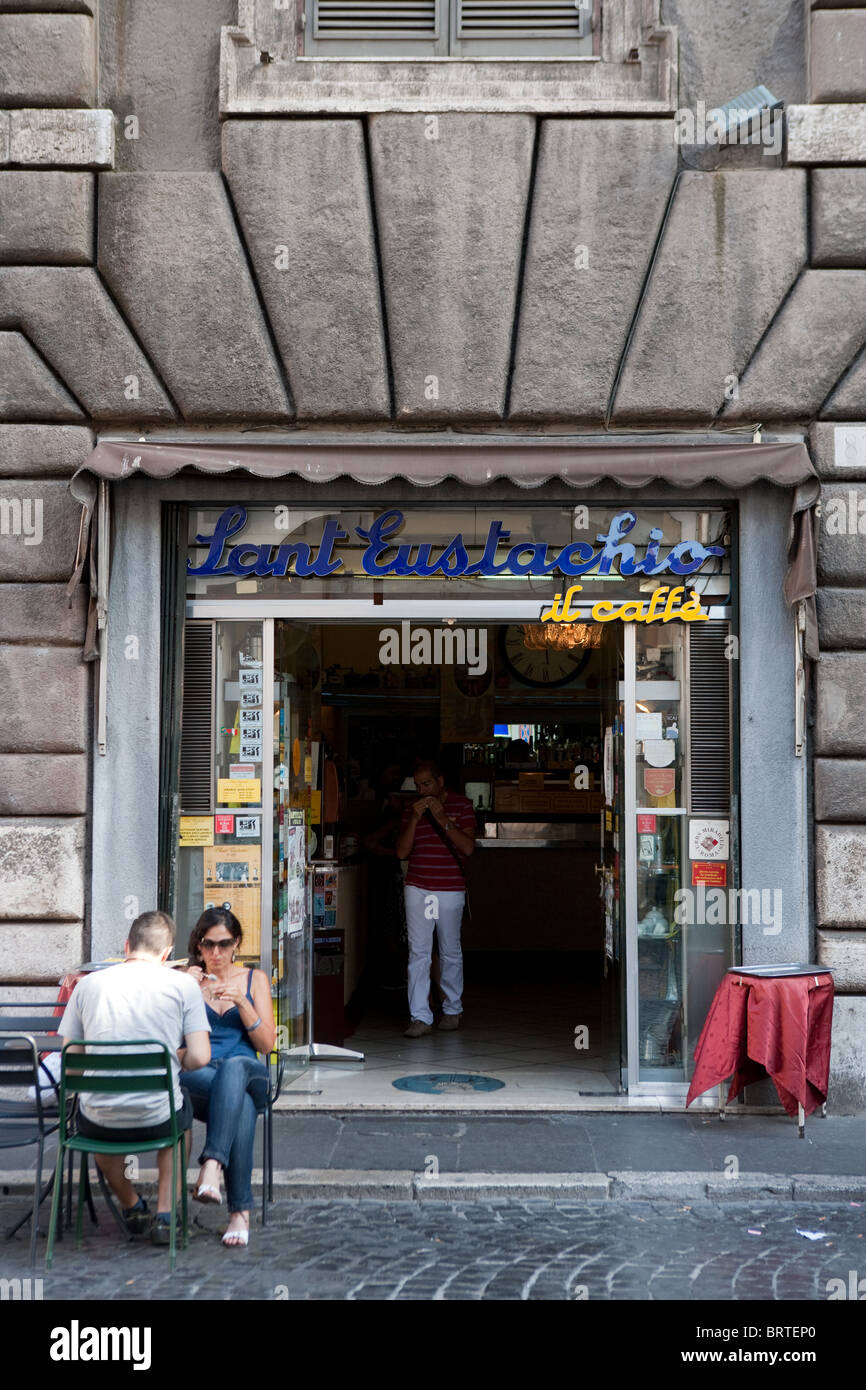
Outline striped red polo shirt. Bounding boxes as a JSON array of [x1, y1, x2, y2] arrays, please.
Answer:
[[402, 792, 477, 892]]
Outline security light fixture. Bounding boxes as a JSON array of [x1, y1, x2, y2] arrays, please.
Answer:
[[714, 84, 783, 145]]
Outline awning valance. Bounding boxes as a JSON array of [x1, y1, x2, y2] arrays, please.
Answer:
[[68, 438, 820, 660], [73, 437, 815, 490]]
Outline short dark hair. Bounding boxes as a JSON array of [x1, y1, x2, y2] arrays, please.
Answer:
[[128, 910, 175, 956], [188, 907, 243, 962], [414, 758, 442, 779]]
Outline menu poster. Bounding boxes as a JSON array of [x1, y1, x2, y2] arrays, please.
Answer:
[[202, 845, 261, 957]]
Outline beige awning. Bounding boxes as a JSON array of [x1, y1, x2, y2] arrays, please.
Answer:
[[69, 438, 820, 657]]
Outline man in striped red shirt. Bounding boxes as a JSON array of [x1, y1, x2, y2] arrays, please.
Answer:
[[395, 759, 477, 1037]]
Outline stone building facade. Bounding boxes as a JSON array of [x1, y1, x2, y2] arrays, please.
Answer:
[[2, 1, 866, 1106]]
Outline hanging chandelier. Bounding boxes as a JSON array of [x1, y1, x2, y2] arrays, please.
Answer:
[[521, 622, 604, 652]]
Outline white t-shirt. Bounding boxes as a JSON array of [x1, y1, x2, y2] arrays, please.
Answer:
[[59, 961, 209, 1128]]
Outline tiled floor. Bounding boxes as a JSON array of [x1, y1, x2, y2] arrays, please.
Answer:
[[276, 960, 686, 1112]]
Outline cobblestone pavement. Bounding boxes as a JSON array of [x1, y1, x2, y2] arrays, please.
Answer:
[[3, 1198, 865, 1301]]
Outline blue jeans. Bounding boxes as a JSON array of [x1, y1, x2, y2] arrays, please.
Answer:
[[181, 1055, 268, 1213]]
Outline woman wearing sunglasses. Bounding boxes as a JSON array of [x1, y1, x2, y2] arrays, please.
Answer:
[[182, 907, 275, 1247]]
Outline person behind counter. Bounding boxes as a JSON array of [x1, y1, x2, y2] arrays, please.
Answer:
[[183, 908, 275, 1248], [395, 758, 476, 1037]]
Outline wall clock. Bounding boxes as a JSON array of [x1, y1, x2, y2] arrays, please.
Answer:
[[500, 625, 591, 688]]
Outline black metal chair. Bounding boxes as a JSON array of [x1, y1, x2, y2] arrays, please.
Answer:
[[261, 1050, 286, 1225], [0, 1035, 64, 1264]]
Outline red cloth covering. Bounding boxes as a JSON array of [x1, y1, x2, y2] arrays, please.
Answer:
[[686, 972, 834, 1117]]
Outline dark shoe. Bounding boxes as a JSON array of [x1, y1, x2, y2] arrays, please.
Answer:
[[404, 1019, 433, 1037], [123, 1197, 150, 1236], [151, 1214, 173, 1247], [437, 1013, 462, 1031]]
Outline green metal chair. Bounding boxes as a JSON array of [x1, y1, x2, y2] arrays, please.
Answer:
[[46, 1040, 189, 1272]]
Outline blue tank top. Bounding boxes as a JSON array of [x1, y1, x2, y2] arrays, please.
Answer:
[[205, 969, 258, 1061]]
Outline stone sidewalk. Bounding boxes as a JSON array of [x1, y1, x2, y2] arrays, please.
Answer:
[[2, 1197, 864, 1301]]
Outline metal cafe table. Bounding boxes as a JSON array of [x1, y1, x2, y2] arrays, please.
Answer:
[[686, 965, 834, 1137]]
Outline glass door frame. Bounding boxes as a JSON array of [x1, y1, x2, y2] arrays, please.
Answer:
[[187, 598, 733, 1089]]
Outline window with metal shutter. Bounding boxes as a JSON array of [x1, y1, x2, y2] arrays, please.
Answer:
[[688, 621, 732, 817], [453, 0, 589, 54], [305, 0, 591, 56], [179, 621, 215, 815], [308, 0, 445, 54]]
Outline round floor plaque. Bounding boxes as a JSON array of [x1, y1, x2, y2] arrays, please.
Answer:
[[392, 1073, 506, 1095]]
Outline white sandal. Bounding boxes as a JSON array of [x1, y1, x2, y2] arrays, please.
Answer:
[[221, 1213, 250, 1248]]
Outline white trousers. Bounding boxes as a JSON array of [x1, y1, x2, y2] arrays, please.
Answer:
[[404, 884, 465, 1025]]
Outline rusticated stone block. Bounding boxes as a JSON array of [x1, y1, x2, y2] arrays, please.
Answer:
[[817, 483, 866, 584], [369, 113, 535, 422], [811, 11, 866, 102], [0, 583, 87, 644], [223, 120, 389, 421], [815, 759, 866, 821], [0, 645, 87, 752], [817, 929, 866, 991], [0, 819, 84, 919], [510, 120, 677, 422], [0, 480, 83, 582], [723, 271, 866, 421], [828, 996, 866, 1111], [817, 587, 866, 648], [816, 654, 866, 755], [105, 0, 235, 173], [810, 421, 866, 479], [0, 753, 86, 815], [788, 106, 866, 164], [812, 169, 866, 268], [815, 824, 866, 925], [663, 0, 807, 110], [98, 173, 291, 422], [6, 109, 113, 168], [0, 1, 94, 10], [0, 331, 83, 420], [0, 15, 96, 108], [0, 172, 93, 265], [0, 268, 174, 421], [0, 424, 92, 478], [822, 349, 866, 418], [0, 921, 85, 982], [613, 171, 806, 424], [0, 922, 84, 978]]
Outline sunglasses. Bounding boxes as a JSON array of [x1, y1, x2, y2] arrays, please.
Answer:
[[200, 938, 236, 951]]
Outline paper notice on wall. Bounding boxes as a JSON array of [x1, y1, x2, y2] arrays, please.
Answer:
[[643, 739, 675, 767], [217, 778, 261, 804], [229, 763, 255, 780], [179, 816, 213, 847], [643, 768, 675, 798], [635, 711, 663, 741], [235, 814, 260, 838], [692, 861, 728, 886], [240, 708, 264, 734]]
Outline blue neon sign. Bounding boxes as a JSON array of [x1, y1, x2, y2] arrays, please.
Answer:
[[186, 507, 725, 582]]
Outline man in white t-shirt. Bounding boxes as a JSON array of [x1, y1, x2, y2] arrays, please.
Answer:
[[59, 910, 210, 1241]]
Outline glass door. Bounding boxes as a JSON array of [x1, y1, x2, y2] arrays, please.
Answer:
[[596, 623, 626, 1091], [623, 621, 735, 1091]]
